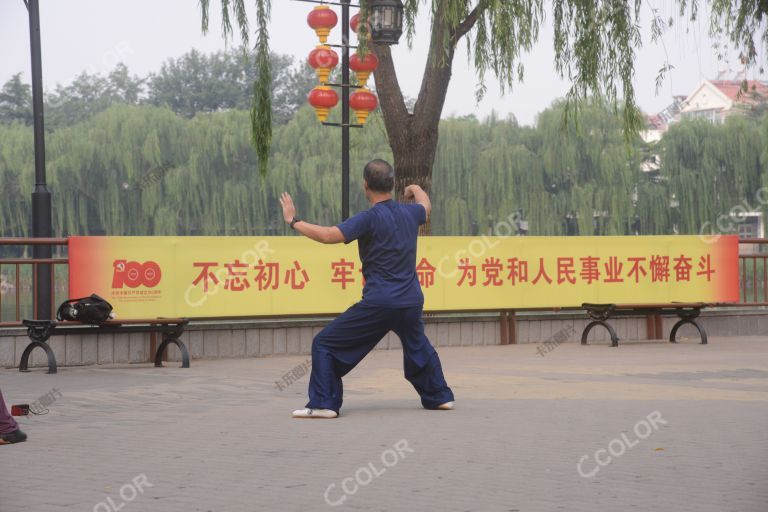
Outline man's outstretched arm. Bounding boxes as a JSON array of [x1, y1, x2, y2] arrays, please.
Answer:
[[404, 184, 431, 219], [279, 192, 346, 244]]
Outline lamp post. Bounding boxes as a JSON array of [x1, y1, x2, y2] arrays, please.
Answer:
[[514, 209, 528, 236], [670, 193, 680, 234], [301, 0, 403, 221], [593, 210, 608, 236], [25, 0, 53, 319], [564, 211, 579, 236]]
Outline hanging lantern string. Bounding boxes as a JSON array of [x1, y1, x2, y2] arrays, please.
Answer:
[[297, 0, 377, 128]]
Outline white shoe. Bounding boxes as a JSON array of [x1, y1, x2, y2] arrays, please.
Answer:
[[436, 401, 455, 410], [292, 408, 338, 419]]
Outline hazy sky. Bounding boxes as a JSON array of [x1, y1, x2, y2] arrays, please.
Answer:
[[0, 0, 762, 125]]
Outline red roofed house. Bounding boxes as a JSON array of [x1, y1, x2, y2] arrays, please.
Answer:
[[679, 79, 768, 123]]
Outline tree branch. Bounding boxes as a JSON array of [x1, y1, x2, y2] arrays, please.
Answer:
[[453, 2, 488, 44], [412, 2, 456, 132], [372, 44, 411, 149], [410, 2, 488, 133]]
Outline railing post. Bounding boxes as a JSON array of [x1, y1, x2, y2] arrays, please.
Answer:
[[508, 310, 517, 344], [645, 315, 656, 339], [499, 310, 509, 345]]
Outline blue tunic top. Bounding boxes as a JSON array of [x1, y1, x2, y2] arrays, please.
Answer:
[[337, 199, 427, 307]]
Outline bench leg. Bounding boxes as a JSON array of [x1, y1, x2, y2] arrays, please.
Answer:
[[669, 318, 708, 345], [19, 341, 57, 374], [154, 335, 190, 368], [581, 320, 619, 347]]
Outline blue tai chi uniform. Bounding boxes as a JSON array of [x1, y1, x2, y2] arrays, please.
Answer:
[[306, 199, 455, 413]]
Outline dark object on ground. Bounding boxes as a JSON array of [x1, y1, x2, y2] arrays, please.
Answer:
[[0, 429, 27, 445]]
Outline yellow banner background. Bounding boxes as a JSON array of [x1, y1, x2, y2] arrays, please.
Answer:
[[68, 235, 739, 319]]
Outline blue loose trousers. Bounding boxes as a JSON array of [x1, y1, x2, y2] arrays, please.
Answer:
[[307, 303, 454, 414]]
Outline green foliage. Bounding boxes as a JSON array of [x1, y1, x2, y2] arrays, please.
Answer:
[[661, 115, 768, 235], [251, 0, 273, 176], [45, 65, 145, 128], [200, 0, 273, 176], [432, 101, 646, 235], [147, 49, 311, 124], [1, 101, 765, 237], [705, 0, 768, 68], [0, 49, 313, 130], [552, 0, 645, 137], [0, 73, 32, 126], [203, 0, 768, 170]]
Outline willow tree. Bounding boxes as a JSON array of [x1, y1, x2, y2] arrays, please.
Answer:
[[200, 0, 766, 203], [2, 101, 765, 238]]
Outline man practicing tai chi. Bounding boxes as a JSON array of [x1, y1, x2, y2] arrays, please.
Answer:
[[279, 159, 455, 418]]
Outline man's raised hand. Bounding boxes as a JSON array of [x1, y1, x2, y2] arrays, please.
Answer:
[[404, 185, 420, 201], [403, 184, 431, 218], [280, 192, 297, 223]]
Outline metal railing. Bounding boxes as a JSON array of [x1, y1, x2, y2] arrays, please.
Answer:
[[738, 239, 768, 306], [0, 237, 766, 328], [0, 237, 68, 327]]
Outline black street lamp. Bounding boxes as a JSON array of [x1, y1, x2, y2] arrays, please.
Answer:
[[369, 0, 404, 45], [514, 209, 528, 236], [25, 0, 53, 319], [670, 193, 680, 234], [564, 211, 579, 236], [593, 210, 608, 236]]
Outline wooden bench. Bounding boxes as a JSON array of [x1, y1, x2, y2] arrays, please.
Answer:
[[580, 303, 709, 347], [19, 318, 190, 374]]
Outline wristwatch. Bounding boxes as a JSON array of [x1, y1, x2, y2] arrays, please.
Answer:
[[290, 216, 302, 230]]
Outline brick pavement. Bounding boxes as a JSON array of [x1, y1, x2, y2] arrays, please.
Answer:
[[1, 337, 767, 512]]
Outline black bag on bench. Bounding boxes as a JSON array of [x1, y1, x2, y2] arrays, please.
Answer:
[[56, 294, 113, 325]]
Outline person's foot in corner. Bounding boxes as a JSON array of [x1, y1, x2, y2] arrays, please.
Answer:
[[292, 408, 338, 419], [0, 429, 27, 445], [436, 401, 455, 410]]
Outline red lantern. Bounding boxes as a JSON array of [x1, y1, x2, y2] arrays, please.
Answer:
[[351, 13, 372, 39], [350, 52, 379, 85], [308, 86, 339, 122], [308, 45, 339, 84], [307, 5, 338, 44], [350, 88, 378, 125]]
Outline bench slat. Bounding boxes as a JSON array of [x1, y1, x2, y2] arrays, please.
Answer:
[[55, 318, 188, 326]]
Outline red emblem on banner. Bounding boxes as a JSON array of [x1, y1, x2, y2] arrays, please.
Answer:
[[112, 260, 162, 288]]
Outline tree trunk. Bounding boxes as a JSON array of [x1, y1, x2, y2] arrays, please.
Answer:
[[393, 131, 438, 233], [371, 2, 479, 233]]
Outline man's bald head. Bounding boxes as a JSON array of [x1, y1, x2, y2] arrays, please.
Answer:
[[363, 159, 395, 193]]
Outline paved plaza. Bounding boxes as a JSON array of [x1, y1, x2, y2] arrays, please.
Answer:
[[1, 337, 767, 512]]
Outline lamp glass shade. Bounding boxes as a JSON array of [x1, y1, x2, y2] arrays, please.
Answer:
[[369, 0, 404, 45]]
